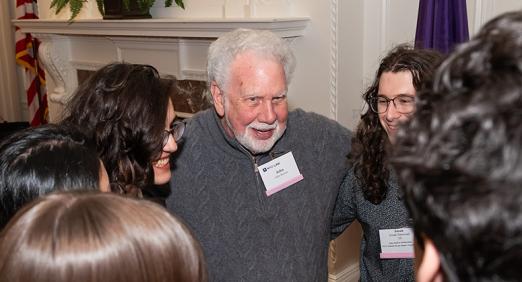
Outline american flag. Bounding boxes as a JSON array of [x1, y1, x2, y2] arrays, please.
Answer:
[[15, 0, 48, 126]]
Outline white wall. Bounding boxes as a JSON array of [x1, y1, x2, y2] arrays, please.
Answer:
[[287, 0, 336, 121], [298, 0, 521, 130], [273, 0, 419, 130], [468, 0, 522, 34]]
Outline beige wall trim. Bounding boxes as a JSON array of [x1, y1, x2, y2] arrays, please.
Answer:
[[328, 263, 359, 282]]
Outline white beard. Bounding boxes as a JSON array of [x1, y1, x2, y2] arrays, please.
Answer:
[[223, 96, 286, 154], [230, 119, 286, 154]]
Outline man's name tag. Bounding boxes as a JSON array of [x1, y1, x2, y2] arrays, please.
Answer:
[[379, 227, 414, 259], [258, 152, 303, 196]]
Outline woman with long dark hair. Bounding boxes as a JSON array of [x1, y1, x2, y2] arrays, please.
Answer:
[[62, 63, 184, 198], [332, 45, 443, 281]]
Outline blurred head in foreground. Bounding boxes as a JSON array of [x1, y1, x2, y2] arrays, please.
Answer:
[[0, 124, 108, 229], [394, 11, 522, 282], [0, 192, 207, 282]]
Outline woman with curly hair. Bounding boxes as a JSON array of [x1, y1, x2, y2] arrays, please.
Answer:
[[331, 45, 443, 281], [61, 63, 184, 198]]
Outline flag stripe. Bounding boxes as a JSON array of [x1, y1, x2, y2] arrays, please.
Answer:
[[15, 0, 48, 126]]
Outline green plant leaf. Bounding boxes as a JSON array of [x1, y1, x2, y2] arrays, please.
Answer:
[[143, 0, 155, 10], [175, 0, 185, 9], [122, 0, 130, 11], [133, 0, 154, 11], [164, 0, 184, 9], [69, 0, 83, 20], [96, 0, 105, 15]]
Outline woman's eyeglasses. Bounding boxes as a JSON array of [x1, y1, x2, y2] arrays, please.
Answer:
[[368, 94, 416, 114], [162, 121, 185, 147]]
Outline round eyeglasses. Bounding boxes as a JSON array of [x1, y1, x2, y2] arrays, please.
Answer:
[[162, 121, 185, 147], [368, 94, 416, 114]]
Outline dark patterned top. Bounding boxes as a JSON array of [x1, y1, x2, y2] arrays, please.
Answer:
[[332, 168, 415, 282]]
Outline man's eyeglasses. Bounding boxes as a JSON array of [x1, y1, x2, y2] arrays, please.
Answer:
[[368, 94, 416, 114], [162, 121, 185, 147]]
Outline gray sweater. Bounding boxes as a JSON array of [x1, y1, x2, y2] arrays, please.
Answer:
[[167, 108, 351, 282], [331, 168, 414, 282]]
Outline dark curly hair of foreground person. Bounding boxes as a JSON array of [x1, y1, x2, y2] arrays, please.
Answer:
[[393, 11, 522, 282]]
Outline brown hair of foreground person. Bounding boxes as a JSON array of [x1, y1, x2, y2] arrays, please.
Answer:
[[0, 192, 207, 282]]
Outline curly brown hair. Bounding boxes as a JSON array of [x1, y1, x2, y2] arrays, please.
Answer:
[[351, 45, 443, 204], [61, 63, 173, 196]]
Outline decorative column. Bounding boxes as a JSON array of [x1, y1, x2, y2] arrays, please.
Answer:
[[35, 34, 78, 121]]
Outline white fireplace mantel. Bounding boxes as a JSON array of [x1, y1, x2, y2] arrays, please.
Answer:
[[11, 17, 309, 122], [12, 18, 309, 38]]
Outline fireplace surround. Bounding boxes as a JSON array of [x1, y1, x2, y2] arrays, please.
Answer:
[[12, 18, 308, 121]]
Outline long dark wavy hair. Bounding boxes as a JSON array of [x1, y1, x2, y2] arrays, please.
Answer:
[[61, 63, 172, 196], [351, 45, 443, 204]]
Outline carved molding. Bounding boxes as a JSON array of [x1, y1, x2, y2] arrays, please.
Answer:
[[182, 69, 207, 81], [380, 0, 390, 52], [34, 34, 216, 108], [70, 60, 105, 72], [12, 18, 309, 38], [472, 0, 495, 35], [328, 240, 337, 265], [329, 0, 338, 120], [36, 34, 77, 104], [16, 16, 309, 119], [328, 262, 360, 282]]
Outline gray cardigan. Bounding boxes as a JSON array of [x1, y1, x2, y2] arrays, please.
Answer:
[[167, 108, 351, 282], [331, 168, 414, 282]]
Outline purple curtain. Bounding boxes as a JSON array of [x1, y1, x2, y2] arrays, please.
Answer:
[[415, 0, 469, 54]]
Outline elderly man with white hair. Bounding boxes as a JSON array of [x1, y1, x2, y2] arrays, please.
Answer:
[[167, 28, 352, 282]]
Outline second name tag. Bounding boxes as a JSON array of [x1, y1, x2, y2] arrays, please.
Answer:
[[379, 227, 414, 259]]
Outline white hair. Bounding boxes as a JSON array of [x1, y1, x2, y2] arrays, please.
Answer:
[[207, 28, 296, 92]]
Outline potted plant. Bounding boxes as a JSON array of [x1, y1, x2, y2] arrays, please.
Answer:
[[50, 0, 185, 20]]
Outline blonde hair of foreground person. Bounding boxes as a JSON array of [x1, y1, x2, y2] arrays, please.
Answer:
[[0, 192, 207, 282]]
